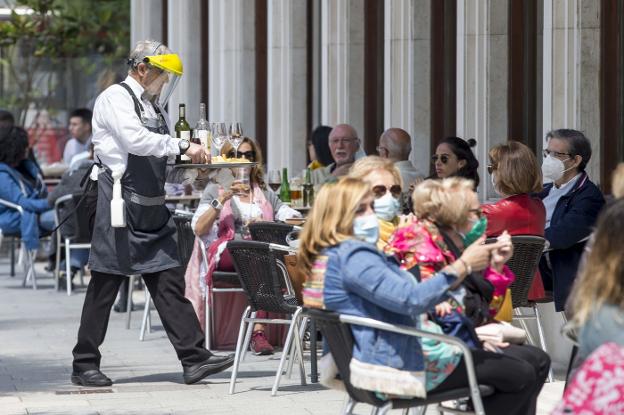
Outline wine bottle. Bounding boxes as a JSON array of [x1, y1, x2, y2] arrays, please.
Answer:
[[195, 103, 210, 154], [175, 103, 191, 164], [279, 167, 291, 202], [303, 167, 314, 207]]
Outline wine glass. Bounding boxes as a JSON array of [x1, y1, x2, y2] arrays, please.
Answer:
[[267, 169, 281, 192], [229, 122, 244, 154], [211, 122, 228, 156]]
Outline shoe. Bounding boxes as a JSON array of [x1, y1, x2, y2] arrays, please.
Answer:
[[183, 354, 235, 384], [250, 331, 275, 355], [71, 369, 113, 387]]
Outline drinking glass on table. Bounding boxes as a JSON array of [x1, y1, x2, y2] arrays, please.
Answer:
[[267, 169, 281, 192], [211, 122, 228, 156], [290, 177, 303, 208], [229, 122, 244, 153]]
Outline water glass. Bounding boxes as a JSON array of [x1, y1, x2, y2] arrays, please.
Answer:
[[232, 166, 251, 196]]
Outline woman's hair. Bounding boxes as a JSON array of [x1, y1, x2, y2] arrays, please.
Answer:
[[411, 177, 475, 227], [0, 126, 29, 166], [309, 125, 334, 166], [297, 177, 371, 276], [612, 163, 624, 199], [569, 200, 624, 327], [221, 137, 266, 189], [489, 141, 542, 195], [347, 155, 403, 187], [439, 137, 480, 188]]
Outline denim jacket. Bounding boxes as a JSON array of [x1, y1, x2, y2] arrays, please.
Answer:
[[320, 239, 457, 396]]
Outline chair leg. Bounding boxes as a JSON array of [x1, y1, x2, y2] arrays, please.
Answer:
[[229, 306, 252, 395], [139, 287, 152, 341], [292, 318, 307, 386], [54, 233, 61, 290], [342, 397, 356, 415], [287, 316, 308, 379], [125, 275, 135, 330], [29, 250, 37, 290], [534, 304, 554, 383], [10, 236, 15, 277], [65, 241, 72, 296], [514, 307, 536, 346], [79, 267, 85, 286], [20, 244, 28, 287], [271, 307, 304, 396], [241, 311, 256, 362], [204, 285, 211, 351]]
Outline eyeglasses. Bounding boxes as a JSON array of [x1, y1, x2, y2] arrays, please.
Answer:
[[469, 208, 484, 218], [487, 164, 496, 175], [543, 149, 571, 159], [227, 150, 256, 161], [431, 154, 450, 164], [372, 184, 402, 199]]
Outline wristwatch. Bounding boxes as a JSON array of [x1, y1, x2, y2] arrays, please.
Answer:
[[178, 139, 190, 154], [210, 198, 223, 211]]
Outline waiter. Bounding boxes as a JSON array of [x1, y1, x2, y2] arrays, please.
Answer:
[[71, 40, 234, 387]]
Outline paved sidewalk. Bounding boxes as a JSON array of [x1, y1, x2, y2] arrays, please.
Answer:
[[0, 258, 564, 414]]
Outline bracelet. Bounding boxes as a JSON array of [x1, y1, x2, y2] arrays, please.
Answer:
[[458, 258, 472, 275]]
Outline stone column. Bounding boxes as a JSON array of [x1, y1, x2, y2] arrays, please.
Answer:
[[320, 0, 365, 137], [542, 0, 601, 181], [265, 0, 308, 174], [130, 0, 163, 47], [456, 0, 509, 200], [166, 0, 201, 125], [383, 0, 430, 176], [208, 0, 257, 139]]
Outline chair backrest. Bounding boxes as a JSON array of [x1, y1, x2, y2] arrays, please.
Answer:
[[248, 221, 294, 245], [227, 240, 299, 314], [489, 235, 546, 308], [173, 214, 195, 268], [304, 308, 385, 407]]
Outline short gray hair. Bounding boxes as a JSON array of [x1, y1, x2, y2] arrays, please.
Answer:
[[127, 40, 171, 74]]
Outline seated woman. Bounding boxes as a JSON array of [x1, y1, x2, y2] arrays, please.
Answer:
[[347, 156, 403, 250], [386, 178, 514, 327], [431, 137, 480, 188], [298, 178, 549, 415], [0, 126, 54, 251], [482, 141, 547, 301], [184, 137, 301, 354], [568, 200, 624, 361]]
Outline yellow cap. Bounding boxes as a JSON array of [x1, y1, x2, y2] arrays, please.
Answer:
[[144, 54, 183, 76]]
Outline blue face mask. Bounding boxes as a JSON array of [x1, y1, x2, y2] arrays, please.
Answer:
[[353, 214, 380, 245], [373, 193, 401, 221]]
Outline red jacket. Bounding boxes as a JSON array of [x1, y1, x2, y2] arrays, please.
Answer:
[[482, 194, 546, 237]]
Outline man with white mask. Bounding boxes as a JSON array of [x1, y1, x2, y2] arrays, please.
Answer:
[[70, 40, 233, 388], [538, 129, 605, 313]]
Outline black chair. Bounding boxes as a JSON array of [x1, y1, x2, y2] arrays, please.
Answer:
[[226, 240, 305, 396], [305, 308, 493, 415], [486, 235, 552, 382], [248, 221, 298, 246]]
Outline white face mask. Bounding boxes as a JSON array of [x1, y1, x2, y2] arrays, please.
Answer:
[[373, 193, 401, 221], [353, 214, 380, 245], [542, 155, 572, 183]]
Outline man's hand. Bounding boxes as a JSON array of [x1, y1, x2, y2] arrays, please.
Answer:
[[185, 142, 210, 164], [434, 301, 453, 317]]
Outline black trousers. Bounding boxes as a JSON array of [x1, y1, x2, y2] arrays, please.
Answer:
[[72, 267, 212, 373], [430, 344, 550, 415]]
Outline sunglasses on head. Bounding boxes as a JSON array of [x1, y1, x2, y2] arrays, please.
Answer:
[[431, 154, 450, 164], [227, 150, 256, 161], [372, 184, 402, 199]]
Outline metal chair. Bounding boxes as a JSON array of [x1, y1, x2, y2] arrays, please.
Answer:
[[305, 308, 493, 415], [226, 240, 305, 396], [487, 235, 553, 382], [248, 221, 298, 245], [0, 198, 38, 289], [53, 193, 91, 295]]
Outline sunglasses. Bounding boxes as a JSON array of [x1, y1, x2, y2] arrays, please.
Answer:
[[372, 184, 402, 199], [431, 154, 451, 164], [227, 150, 256, 161]]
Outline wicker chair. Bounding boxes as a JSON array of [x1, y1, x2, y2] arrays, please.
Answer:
[[305, 308, 493, 415], [226, 240, 304, 396], [487, 235, 552, 382], [248, 221, 298, 245]]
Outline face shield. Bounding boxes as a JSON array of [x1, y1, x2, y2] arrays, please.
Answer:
[[141, 54, 183, 108]]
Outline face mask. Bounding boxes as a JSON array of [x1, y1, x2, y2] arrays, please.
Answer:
[[353, 214, 380, 245], [542, 155, 572, 183], [460, 216, 487, 247], [373, 193, 400, 221]]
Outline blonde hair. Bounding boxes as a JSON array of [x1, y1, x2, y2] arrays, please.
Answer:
[[411, 177, 475, 226], [348, 155, 403, 187], [221, 137, 266, 189], [489, 141, 542, 195], [297, 177, 371, 276], [612, 163, 624, 199], [570, 200, 624, 327]]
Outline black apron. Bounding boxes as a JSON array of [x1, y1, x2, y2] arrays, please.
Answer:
[[88, 83, 180, 276]]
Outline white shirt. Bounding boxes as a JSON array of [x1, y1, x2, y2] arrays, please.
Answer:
[[91, 75, 180, 174], [543, 173, 581, 228], [63, 136, 91, 165]]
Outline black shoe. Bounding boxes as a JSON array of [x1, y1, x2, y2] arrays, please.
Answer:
[[182, 354, 235, 384], [71, 369, 113, 387]]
